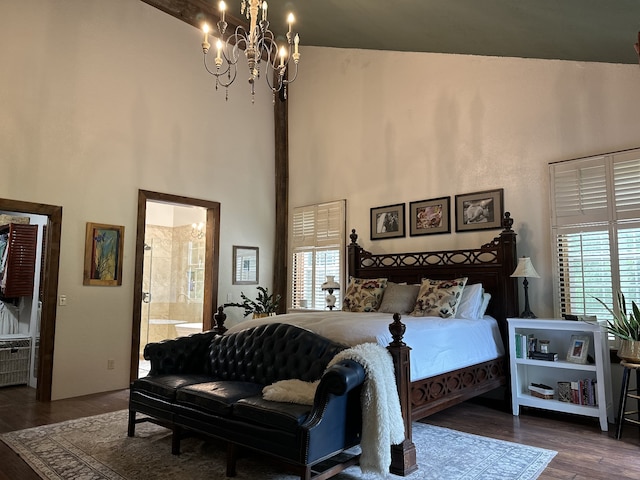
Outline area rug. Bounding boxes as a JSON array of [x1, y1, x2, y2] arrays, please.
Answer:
[[0, 410, 556, 480]]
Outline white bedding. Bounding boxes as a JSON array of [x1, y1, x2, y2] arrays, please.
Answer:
[[225, 311, 505, 382]]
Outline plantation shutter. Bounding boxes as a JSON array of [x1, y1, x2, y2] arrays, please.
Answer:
[[290, 200, 346, 310], [550, 148, 640, 321]]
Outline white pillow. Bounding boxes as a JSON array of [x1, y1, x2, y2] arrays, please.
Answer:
[[479, 292, 491, 317], [455, 283, 484, 319]]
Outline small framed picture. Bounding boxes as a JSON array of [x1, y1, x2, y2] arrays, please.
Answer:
[[455, 188, 504, 232], [233, 246, 259, 285], [83, 222, 125, 286], [370, 203, 405, 240], [409, 197, 450, 236], [566, 334, 590, 364]]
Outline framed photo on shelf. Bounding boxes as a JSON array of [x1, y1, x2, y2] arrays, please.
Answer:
[[455, 188, 504, 232], [370, 203, 405, 240], [83, 222, 125, 286], [409, 197, 450, 236], [566, 334, 590, 364]]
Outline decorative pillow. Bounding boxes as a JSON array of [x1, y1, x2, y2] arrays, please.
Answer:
[[455, 283, 484, 319], [342, 277, 388, 312], [479, 292, 492, 317], [378, 282, 421, 314], [410, 277, 468, 318]]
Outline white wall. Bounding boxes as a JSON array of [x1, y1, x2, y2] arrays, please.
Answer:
[[0, 0, 276, 399], [289, 46, 640, 319]]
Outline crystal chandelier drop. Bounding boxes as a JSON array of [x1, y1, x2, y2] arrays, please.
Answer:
[[201, 0, 300, 102]]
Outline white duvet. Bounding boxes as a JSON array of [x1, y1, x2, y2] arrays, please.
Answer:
[[225, 311, 505, 382]]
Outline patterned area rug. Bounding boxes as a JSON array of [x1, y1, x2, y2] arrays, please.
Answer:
[[0, 410, 556, 480]]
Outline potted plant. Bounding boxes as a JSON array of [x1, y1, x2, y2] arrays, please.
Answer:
[[594, 292, 640, 362], [224, 286, 281, 318]]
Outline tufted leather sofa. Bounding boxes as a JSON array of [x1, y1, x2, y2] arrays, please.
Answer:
[[128, 323, 366, 479]]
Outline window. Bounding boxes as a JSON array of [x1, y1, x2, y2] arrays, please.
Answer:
[[550, 148, 640, 322], [290, 200, 346, 310]]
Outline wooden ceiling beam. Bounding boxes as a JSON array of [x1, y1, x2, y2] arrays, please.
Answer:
[[140, 0, 247, 33]]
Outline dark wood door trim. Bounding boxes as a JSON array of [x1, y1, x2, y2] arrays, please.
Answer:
[[129, 190, 221, 382], [0, 198, 62, 402]]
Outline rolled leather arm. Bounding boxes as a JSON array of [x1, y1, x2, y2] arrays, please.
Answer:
[[302, 359, 365, 429], [144, 330, 217, 375], [319, 359, 366, 396]]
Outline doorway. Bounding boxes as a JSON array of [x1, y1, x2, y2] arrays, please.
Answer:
[[129, 190, 220, 381], [0, 198, 62, 402]]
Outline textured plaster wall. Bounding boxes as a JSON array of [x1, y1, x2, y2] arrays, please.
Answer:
[[289, 46, 640, 319], [0, 0, 275, 399]]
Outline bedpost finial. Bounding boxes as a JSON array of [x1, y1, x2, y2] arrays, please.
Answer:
[[389, 313, 406, 346], [502, 212, 513, 232], [214, 306, 228, 334], [349, 228, 358, 246]]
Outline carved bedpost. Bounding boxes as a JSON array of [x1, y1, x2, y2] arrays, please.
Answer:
[[213, 306, 227, 335], [499, 212, 519, 320], [387, 313, 418, 476], [347, 229, 360, 279]]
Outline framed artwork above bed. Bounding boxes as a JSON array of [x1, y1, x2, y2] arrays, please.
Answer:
[[370, 203, 405, 240], [409, 196, 450, 236], [455, 188, 504, 232]]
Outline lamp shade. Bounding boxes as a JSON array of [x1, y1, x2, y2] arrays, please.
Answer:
[[511, 257, 540, 278], [321, 275, 340, 290]]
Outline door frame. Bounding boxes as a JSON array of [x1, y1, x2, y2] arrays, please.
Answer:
[[129, 190, 220, 381], [0, 198, 62, 401]]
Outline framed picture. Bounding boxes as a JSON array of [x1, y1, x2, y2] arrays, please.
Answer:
[[455, 188, 504, 232], [83, 223, 124, 286], [566, 334, 590, 364], [233, 246, 259, 285], [409, 197, 450, 236], [370, 203, 405, 240]]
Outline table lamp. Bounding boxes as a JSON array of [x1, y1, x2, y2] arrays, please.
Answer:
[[321, 276, 340, 310], [511, 256, 540, 318]]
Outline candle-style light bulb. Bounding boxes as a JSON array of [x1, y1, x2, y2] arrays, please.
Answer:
[[279, 46, 286, 66], [287, 13, 294, 34], [203, 23, 209, 41], [219, 1, 226, 22], [262, 2, 268, 21], [294, 33, 299, 55]]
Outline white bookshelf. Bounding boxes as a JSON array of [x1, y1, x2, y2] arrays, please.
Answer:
[[507, 318, 614, 431]]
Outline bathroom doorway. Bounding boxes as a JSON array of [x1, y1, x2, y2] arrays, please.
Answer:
[[130, 190, 220, 381]]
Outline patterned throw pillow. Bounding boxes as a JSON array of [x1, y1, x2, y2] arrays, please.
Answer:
[[410, 277, 468, 318], [342, 277, 388, 312]]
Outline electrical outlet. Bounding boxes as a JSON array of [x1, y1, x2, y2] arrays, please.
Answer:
[[59, 295, 67, 306], [107, 359, 115, 370], [227, 293, 233, 302]]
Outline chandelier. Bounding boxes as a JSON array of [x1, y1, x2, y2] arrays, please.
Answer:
[[201, 0, 300, 102]]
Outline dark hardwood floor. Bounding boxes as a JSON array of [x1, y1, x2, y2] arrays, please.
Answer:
[[1, 385, 639, 479]]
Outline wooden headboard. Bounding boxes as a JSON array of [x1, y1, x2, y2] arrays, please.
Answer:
[[347, 212, 519, 341]]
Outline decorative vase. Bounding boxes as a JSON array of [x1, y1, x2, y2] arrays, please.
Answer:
[[252, 312, 277, 319], [617, 339, 640, 363]]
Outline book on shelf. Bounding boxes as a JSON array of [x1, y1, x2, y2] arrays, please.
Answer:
[[529, 351, 559, 361], [569, 378, 598, 406], [514, 333, 535, 358]]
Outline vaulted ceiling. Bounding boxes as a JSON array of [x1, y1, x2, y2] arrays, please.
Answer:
[[143, 0, 640, 65]]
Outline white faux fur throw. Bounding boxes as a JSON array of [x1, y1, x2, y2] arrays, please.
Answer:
[[262, 379, 319, 405], [328, 343, 405, 475], [262, 343, 405, 475]]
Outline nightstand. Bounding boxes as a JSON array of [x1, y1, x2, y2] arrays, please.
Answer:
[[507, 318, 614, 431]]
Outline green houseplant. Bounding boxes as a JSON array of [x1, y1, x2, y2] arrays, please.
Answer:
[[594, 292, 640, 361], [224, 286, 281, 318]]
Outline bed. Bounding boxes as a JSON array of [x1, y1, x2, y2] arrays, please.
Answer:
[[222, 212, 519, 475]]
